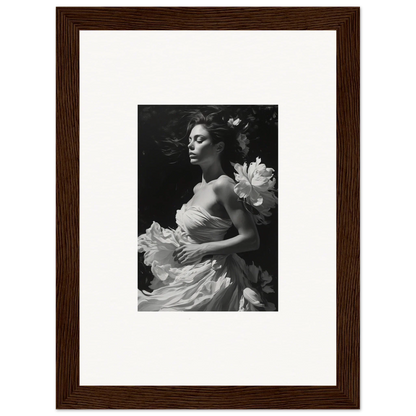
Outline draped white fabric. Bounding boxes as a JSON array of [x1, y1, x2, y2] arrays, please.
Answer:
[[138, 205, 276, 311]]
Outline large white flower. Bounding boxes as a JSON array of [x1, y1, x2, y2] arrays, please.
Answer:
[[232, 157, 278, 223]]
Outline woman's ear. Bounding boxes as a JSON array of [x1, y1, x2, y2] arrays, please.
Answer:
[[216, 142, 225, 154]]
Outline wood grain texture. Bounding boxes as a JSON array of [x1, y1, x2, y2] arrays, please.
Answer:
[[56, 7, 360, 409]]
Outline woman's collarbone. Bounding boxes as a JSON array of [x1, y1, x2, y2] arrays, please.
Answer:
[[188, 184, 228, 220]]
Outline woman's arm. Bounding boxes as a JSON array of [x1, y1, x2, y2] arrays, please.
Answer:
[[173, 176, 259, 265], [205, 176, 260, 255]]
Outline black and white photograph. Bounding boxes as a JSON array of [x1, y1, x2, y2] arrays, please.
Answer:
[[138, 105, 279, 311]]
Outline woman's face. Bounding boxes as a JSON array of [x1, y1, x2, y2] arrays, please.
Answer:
[[188, 124, 222, 166]]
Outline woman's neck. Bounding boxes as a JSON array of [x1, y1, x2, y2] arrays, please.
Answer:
[[200, 161, 225, 184]]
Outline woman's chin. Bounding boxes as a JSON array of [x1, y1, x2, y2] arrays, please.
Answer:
[[189, 158, 199, 165]]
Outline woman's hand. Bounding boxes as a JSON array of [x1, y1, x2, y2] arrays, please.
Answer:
[[173, 244, 207, 266]]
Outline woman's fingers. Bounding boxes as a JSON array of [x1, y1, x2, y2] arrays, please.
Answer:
[[172, 246, 183, 260], [173, 246, 185, 255], [177, 253, 186, 263], [173, 245, 200, 265], [173, 246, 186, 264]]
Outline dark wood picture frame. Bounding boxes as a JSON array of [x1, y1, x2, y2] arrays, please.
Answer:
[[56, 7, 359, 409]]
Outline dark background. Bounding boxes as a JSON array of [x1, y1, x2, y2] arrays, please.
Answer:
[[138, 105, 278, 308]]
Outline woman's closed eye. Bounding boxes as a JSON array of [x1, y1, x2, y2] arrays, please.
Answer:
[[189, 136, 205, 144]]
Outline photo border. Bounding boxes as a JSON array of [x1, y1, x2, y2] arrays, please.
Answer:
[[56, 7, 359, 409], [137, 104, 280, 310]]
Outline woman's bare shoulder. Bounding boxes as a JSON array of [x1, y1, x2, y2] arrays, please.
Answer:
[[212, 175, 236, 199], [193, 182, 203, 194], [213, 174, 235, 187]]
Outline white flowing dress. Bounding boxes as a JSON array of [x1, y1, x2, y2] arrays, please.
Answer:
[[138, 204, 276, 311]]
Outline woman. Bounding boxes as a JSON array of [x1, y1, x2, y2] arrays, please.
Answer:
[[138, 109, 277, 311]]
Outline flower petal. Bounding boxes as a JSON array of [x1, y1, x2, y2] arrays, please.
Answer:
[[247, 264, 259, 283], [247, 159, 260, 180], [251, 176, 269, 189], [262, 285, 275, 294], [238, 295, 246, 311], [248, 187, 263, 206], [260, 270, 273, 286], [234, 181, 252, 199], [233, 162, 249, 181], [243, 287, 264, 307]]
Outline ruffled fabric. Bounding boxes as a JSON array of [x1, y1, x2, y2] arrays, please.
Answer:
[[138, 205, 276, 311]]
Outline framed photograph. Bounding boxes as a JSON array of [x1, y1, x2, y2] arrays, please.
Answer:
[[137, 104, 279, 312], [57, 7, 359, 409]]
